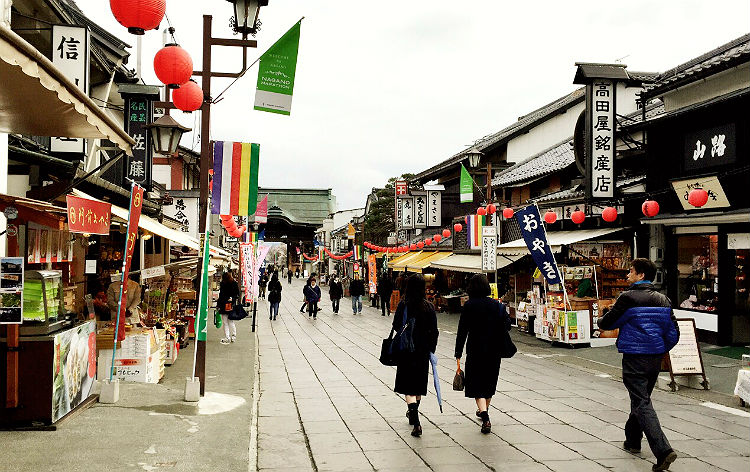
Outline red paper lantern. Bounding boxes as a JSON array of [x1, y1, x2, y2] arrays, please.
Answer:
[[543, 211, 557, 224], [454, 223, 463, 233], [688, 188, 709, 207], [442, 229, 451, 238], [486, 203, 496, 215], [401, 246, 407, 252], [571, 210, 586, 224], [110, 0, 165, 35], [410, 244, 417, 251], [477, 207, 487, 216], [502, 208, 514, 219], [425, 238, 433, 246], [172, 79, 203, 112], [433, 234, 442, 243], [642, 200, 660, 218], [417, 242, 424, 249], [601, 206, 618, 222], [154, 44, 193, 88]]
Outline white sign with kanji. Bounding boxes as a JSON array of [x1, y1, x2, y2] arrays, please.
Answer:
[[51, 25, 89, 154], [481, 226, 497, 272], [590, 79, 614, 198]]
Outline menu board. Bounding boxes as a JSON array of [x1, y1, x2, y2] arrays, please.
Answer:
[[0, 257, 24, 324], [668, 319, 704, 375]]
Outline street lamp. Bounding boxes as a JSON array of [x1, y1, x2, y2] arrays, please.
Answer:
[[466, 147, 483, 168], [227, 0, 268, 37], [145, 115, 191, 155]]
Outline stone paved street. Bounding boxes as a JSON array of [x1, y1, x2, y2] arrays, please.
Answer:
[[255, 279, 749, 472]]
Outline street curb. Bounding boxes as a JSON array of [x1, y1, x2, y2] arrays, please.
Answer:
[[248, 330, 260, 472]]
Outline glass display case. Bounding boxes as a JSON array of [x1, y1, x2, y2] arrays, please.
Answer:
[[21, 270, 72, 335]]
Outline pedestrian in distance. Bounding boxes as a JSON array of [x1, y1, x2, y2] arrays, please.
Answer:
[[217, 271, 241, 345], [300, 276, 311, 313], [393, 275, 439, 437], [329, 274, 343, 314], [377, 275, 394, 316], [287, 269, 293, 284], [454, 274, 512, 434], [597, 258, 679, 472], [349, 274, 365, 315], [258, 272, 268, 299], [268, 271, 282, 320], [295, 268, 300, 279], [304, 277, 322, 319]]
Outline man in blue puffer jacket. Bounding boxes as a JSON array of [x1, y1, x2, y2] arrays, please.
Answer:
[[598, 258, 679, 472]]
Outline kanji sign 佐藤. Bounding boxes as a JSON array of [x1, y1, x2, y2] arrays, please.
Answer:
[[66, 195, 112, 235]]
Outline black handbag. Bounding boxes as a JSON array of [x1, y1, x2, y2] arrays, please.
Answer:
[[228, 304, 248, 321], [379, 308, 413, 366], [498, 303, 517, 358]]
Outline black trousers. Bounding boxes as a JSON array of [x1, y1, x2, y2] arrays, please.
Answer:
[[621, 353, 672, 459], [307, 301, 318, 317], [332, 298, 340, 313], [380, 293, 391, 315]]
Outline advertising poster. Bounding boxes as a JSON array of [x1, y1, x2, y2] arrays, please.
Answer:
[[52, 321, 96, 422], [0, 257, 24, 324], [368, 255, 377, 294]]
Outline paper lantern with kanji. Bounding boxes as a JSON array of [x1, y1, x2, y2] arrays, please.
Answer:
[[642, 200, 660, 218], [172, 79, 203, 112], [502, 208, 514, 219], [486, 203, 496, 215], [110, 0, 165, 35], [154, 44, 193, 89], [442, 229, 451, 238], [688, 188, 709, 207], [453, 223, 463, 233], [601, 206, 618, 222], [571, 210, 586, 224], [543, 211, 557, 224], [477, 207, 487, 216], [425, 238, 433, 246], [417, 242, 424, 249], [433, 234, 442, 243]]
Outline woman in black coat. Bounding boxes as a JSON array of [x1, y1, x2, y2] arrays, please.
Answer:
[[393, 275, 439, 437], [455, 274, 511, 434], [267, 272, 282, 320], [328, 275, 343, 313], [216, 272, 241, 344]]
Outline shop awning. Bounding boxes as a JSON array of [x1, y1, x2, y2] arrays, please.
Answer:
[[0, 193, 67, 229], [72, 190, 231, 258], [0, 26, 133, 155], [405, 251, 452, 273], [497, 228, 626, 255], [390, 251, 427, 271], [430, 253, 524, 273], [640, 209, 750, 226]]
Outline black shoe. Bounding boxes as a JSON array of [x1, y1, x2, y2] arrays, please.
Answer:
[[653, 451, 677, 471], [623, 441, 641, 454], [273, 317, 277, 320], [476, 409, 482, 418], [313, 316, 316, 319], [411, 425, 422, 437], [481, 420, 491, 434], [406, 409, 413, 425]]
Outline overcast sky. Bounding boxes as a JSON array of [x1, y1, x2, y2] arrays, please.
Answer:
[[75, 0, 749, 210]]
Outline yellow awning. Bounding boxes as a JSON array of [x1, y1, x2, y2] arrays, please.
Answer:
[[0, 26, 133, 155], [386, 252, 413, 266], [405, 251, 452, 273], [389, 251, 425, 271]]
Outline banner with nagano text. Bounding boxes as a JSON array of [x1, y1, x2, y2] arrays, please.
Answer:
[[254, 21, 301, 116]]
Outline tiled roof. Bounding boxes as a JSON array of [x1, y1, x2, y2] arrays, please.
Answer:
[[492, 139, 575, 187], [618, 99, 666, 127], [413, 88, 585, 182], [643, 34, 750, 99], [535, 187, 584, 204]]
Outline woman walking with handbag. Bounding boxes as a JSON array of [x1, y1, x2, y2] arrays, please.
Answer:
[[393, 275, 439, 437], [303, 276, 322, 319], [268, 271, 282, 320], [454, 274, 513, 434], [217, 272, 241, 345]]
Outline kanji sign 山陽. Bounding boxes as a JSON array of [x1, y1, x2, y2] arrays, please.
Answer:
[[589, 79, 614, 198], [66, 195, 112, 235]]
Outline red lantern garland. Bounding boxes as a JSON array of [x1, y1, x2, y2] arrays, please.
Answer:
[[543, 211, 557, 224], [486, 203, 496, 215], [425, 238, 433, 246], [172, 79, 203, 112], [642, 200, 660, 218], [571, 210, 586, 224], [454, 223, 463, 233], [110, 0, 165, 35], [410, 244, 417, 251], [154, 44, 193, 89], [502, 208, 514, 219], [434, 234, 442, 243], [442, 229, 451, 238], [601, 206, 618, 223], [688, 188, 709, 207], [417, 242, 424, 249], [477, 207, 487, 216]]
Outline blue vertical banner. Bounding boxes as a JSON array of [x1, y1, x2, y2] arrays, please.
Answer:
[[514, 204, 562, 285]]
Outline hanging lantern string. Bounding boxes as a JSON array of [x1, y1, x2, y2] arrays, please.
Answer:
[[212, 16, 305, 104], [164, 13, 178, 44]]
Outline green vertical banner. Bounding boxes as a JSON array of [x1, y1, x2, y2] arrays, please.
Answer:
[[195, 232, 211, 341], [254, 21, 302, 115], [460, 164, 473, 203]]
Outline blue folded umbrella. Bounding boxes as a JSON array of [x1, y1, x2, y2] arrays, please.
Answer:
[[429, 352, 443, 413]]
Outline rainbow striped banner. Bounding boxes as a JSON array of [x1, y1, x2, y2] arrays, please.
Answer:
[[466, 215, 485, 249], [211, 141, 260, 215], [353, 245, 362, 261]]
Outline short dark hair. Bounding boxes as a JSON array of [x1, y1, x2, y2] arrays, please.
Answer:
[[631, 258, 656, 281], [467, 274, 491, 298]]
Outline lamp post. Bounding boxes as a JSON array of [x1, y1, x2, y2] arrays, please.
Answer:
[[227, 0, 268, 37], [145, 115, 191, 155], [466, 147, 493, 224], [155, 11, 260, 396]]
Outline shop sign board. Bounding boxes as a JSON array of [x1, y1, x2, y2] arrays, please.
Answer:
[[590, 204, 624, 216], [563, 203, 588, 220], [52, 320, 96, 422], [481, 226, 497, 272], [0, 257, 23, 324], [162, 196, 198, 238], [514, 204, 562, 285], [427, 190, 441, 227], [395, 197, 403, 230], [395, 180, 408, 195], [51, 25, 89, 154], [667, 319, 705, 375], [27, 226, 72, 263], [728, 233, 750, 250], [66, 195, 111, 235], [368, 255, 377, 294], [671, 175, 730, 210], [240, 242, 254, 303], [413, 192, 427, 228], [142, 265, 166, 280], [684, 123, 736, 170], [123, 95, 153, 191], [400, 196, 414, 229], [586, 79, 615, 199]]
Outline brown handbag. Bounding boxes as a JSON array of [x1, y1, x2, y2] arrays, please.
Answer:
[[453, 359, 465, 391]]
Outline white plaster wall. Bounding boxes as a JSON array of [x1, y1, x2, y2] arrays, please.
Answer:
[[506, 102, 584, 163], [153, 164, 172, 189], [663, 65, 750, 112]]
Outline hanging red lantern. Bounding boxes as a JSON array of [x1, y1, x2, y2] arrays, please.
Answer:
[[417, 242, 424, 249], [453, 223, 463, 233], [571, 210, 586, 224], [477, 207, 487, 216], [486, 203, 496, 215], [543, 211, 557, 224], [424, 238, 432, 246], [642, 200, 660, 218], [410, 244, 417, 251], [154, 44, 193, 89], [400, 246, 407, 252], [434, 234, 442, 243], [688, 188, 709, 207], [601, 206, 618, 222], [110, 0, 165, 35], [502, 208, 514, 219], [172, 79, 203, 112], [442, 229, 451, 238]]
